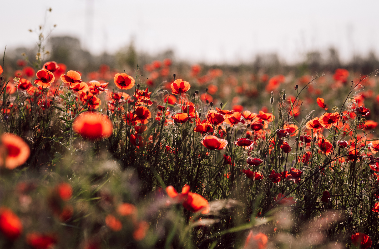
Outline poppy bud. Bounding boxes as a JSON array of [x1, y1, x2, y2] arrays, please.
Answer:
[[210, 102, 213, 107], [173, 74, 176, 80], [195, 90, 199, 95]]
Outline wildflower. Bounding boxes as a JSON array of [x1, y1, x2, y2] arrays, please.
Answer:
[[200, 93, 213, 103], [235, 138, 254, 147], [355, 106, 370, 117], [61, 70, 82, 87], [283, 124, 298, 136], [242, 111, 256, 121], [306, 117, 324, 131], [191, 65, 201, 76], [363, 120, 377, 130], [56, 183, 72, 201], [72, 112, 113, 140], [246, 157, 263, 166], [133, 221, 149, 241], [290, 167, 302, 178], [134, 106, 151, 124], [0, 207, 22, 239], [0, 65, 3, 75], [207, 110, 224, 125], [223, 154, 232, 164], [276, 129, 289, 138], [244, 231, 268, 249], [201, 135, 228, 150], [43, 61, 59, 73], [242, 169, 263, 181], [319, 112, 340, 129], [114, 73, 135, 90], [269, 170, 281, 183], [337, 140, 348, 148], [257, 111, 274, 122], [316, 97, 328, 110], [164, 94, 177, 105], [23, 66, 35, 77], [280, 141, 291, 153], [194, 121, 213, 134], [351, 232, 372, 249], [181, 102, 196, 117], [0, 133, 30, 170], [26, 232, 58, 249], [173, 113, 190, 123], [318, 138, 333, 155], [166, 185, 209, 214], [333, 68, 349, 83], [34, 69, 55, 88], [17, 78, 32, 90], [372, 202, 379, 212], [105, 214, 122, 231], [224, 112, 242, 126], [117, 203, 136, 216], [250, 120, 264, 131], [171, 79, 190, 95]]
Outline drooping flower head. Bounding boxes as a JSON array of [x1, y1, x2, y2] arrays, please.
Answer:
[[34, 69, 55, 88], [73, 112, 113, 140]]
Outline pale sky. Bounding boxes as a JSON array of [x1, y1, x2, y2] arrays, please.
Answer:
[[2, 0, 379, 64]]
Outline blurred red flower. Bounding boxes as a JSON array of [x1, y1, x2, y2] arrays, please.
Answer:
[[201, 135, 228, 150], [73, 112, 113, 140], [244, 231, 268, 249], [351, 232, 371, 249], [26, 232, 57, 249], [316, 97, 328, 110], [0, 133, 30, 170], [166, 185, 209, 214], [246, 157, 263, 166], [0, 207, 22, 239]]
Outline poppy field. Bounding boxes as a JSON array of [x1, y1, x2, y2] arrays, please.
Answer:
[[1, 33, 379, 249]]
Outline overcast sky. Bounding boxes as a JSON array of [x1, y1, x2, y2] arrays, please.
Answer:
[[2, 0, 379, 64]]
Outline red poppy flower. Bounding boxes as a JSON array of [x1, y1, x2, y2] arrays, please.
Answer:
[[235, 138, 254, 147], [372, 202, 379, 212], [0, 133, 30, 170], [117, 203, 136, 216], [223, 154, 232, 164], [34, 69, 55, 88], [26, 232, 57, 248], [201, 135, 228, 150], [257, 111, 274, 122], [73, 112, 113, 140], [17, 78, 32, 90], [316, 97, 328, 110], [61, 70, 82, 87], [207, 110, 224, 125], [56, 183, 72, 201], [0, 65, 3, 75], [130, 134, 144, 147], [6, 83, 16, 94], [283, 124, 298, 137], [242, 169, 263, 181], [244, 231, 268, 249], [246, 157, 263, 166], [171, 79, 190, 95], [280, 141, 291, 153], [333, 68, 349, 83], [114, 73, 135, 90], [23, 66, 35, 78], [337, 140, 348, 148], [242, 111, 257, 121], [134, 106, 151, 124], [173, 113, 190, 123], [318, 138, 333, 155], [164, 95, 177, 105], [250, 120, 264, 131], [276, 129, 289, 138], [225, 112, 242, 126], [182, 102, 196, 117], [269, 170, 281, 183], [356, 106, 370, 117], [351, 233, 371, 249], [43, 61, 59, 73], [166, 185, 209, 214], [306, 117, 324, 131], [363, 120, 377, 130], [194, 122, 213, 134], [319, 112, 340, 129], [300, 135, 312, 144], [200, 93, 213, 103], [105, 214, 122, 231], [0, 207, 22, 239]]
